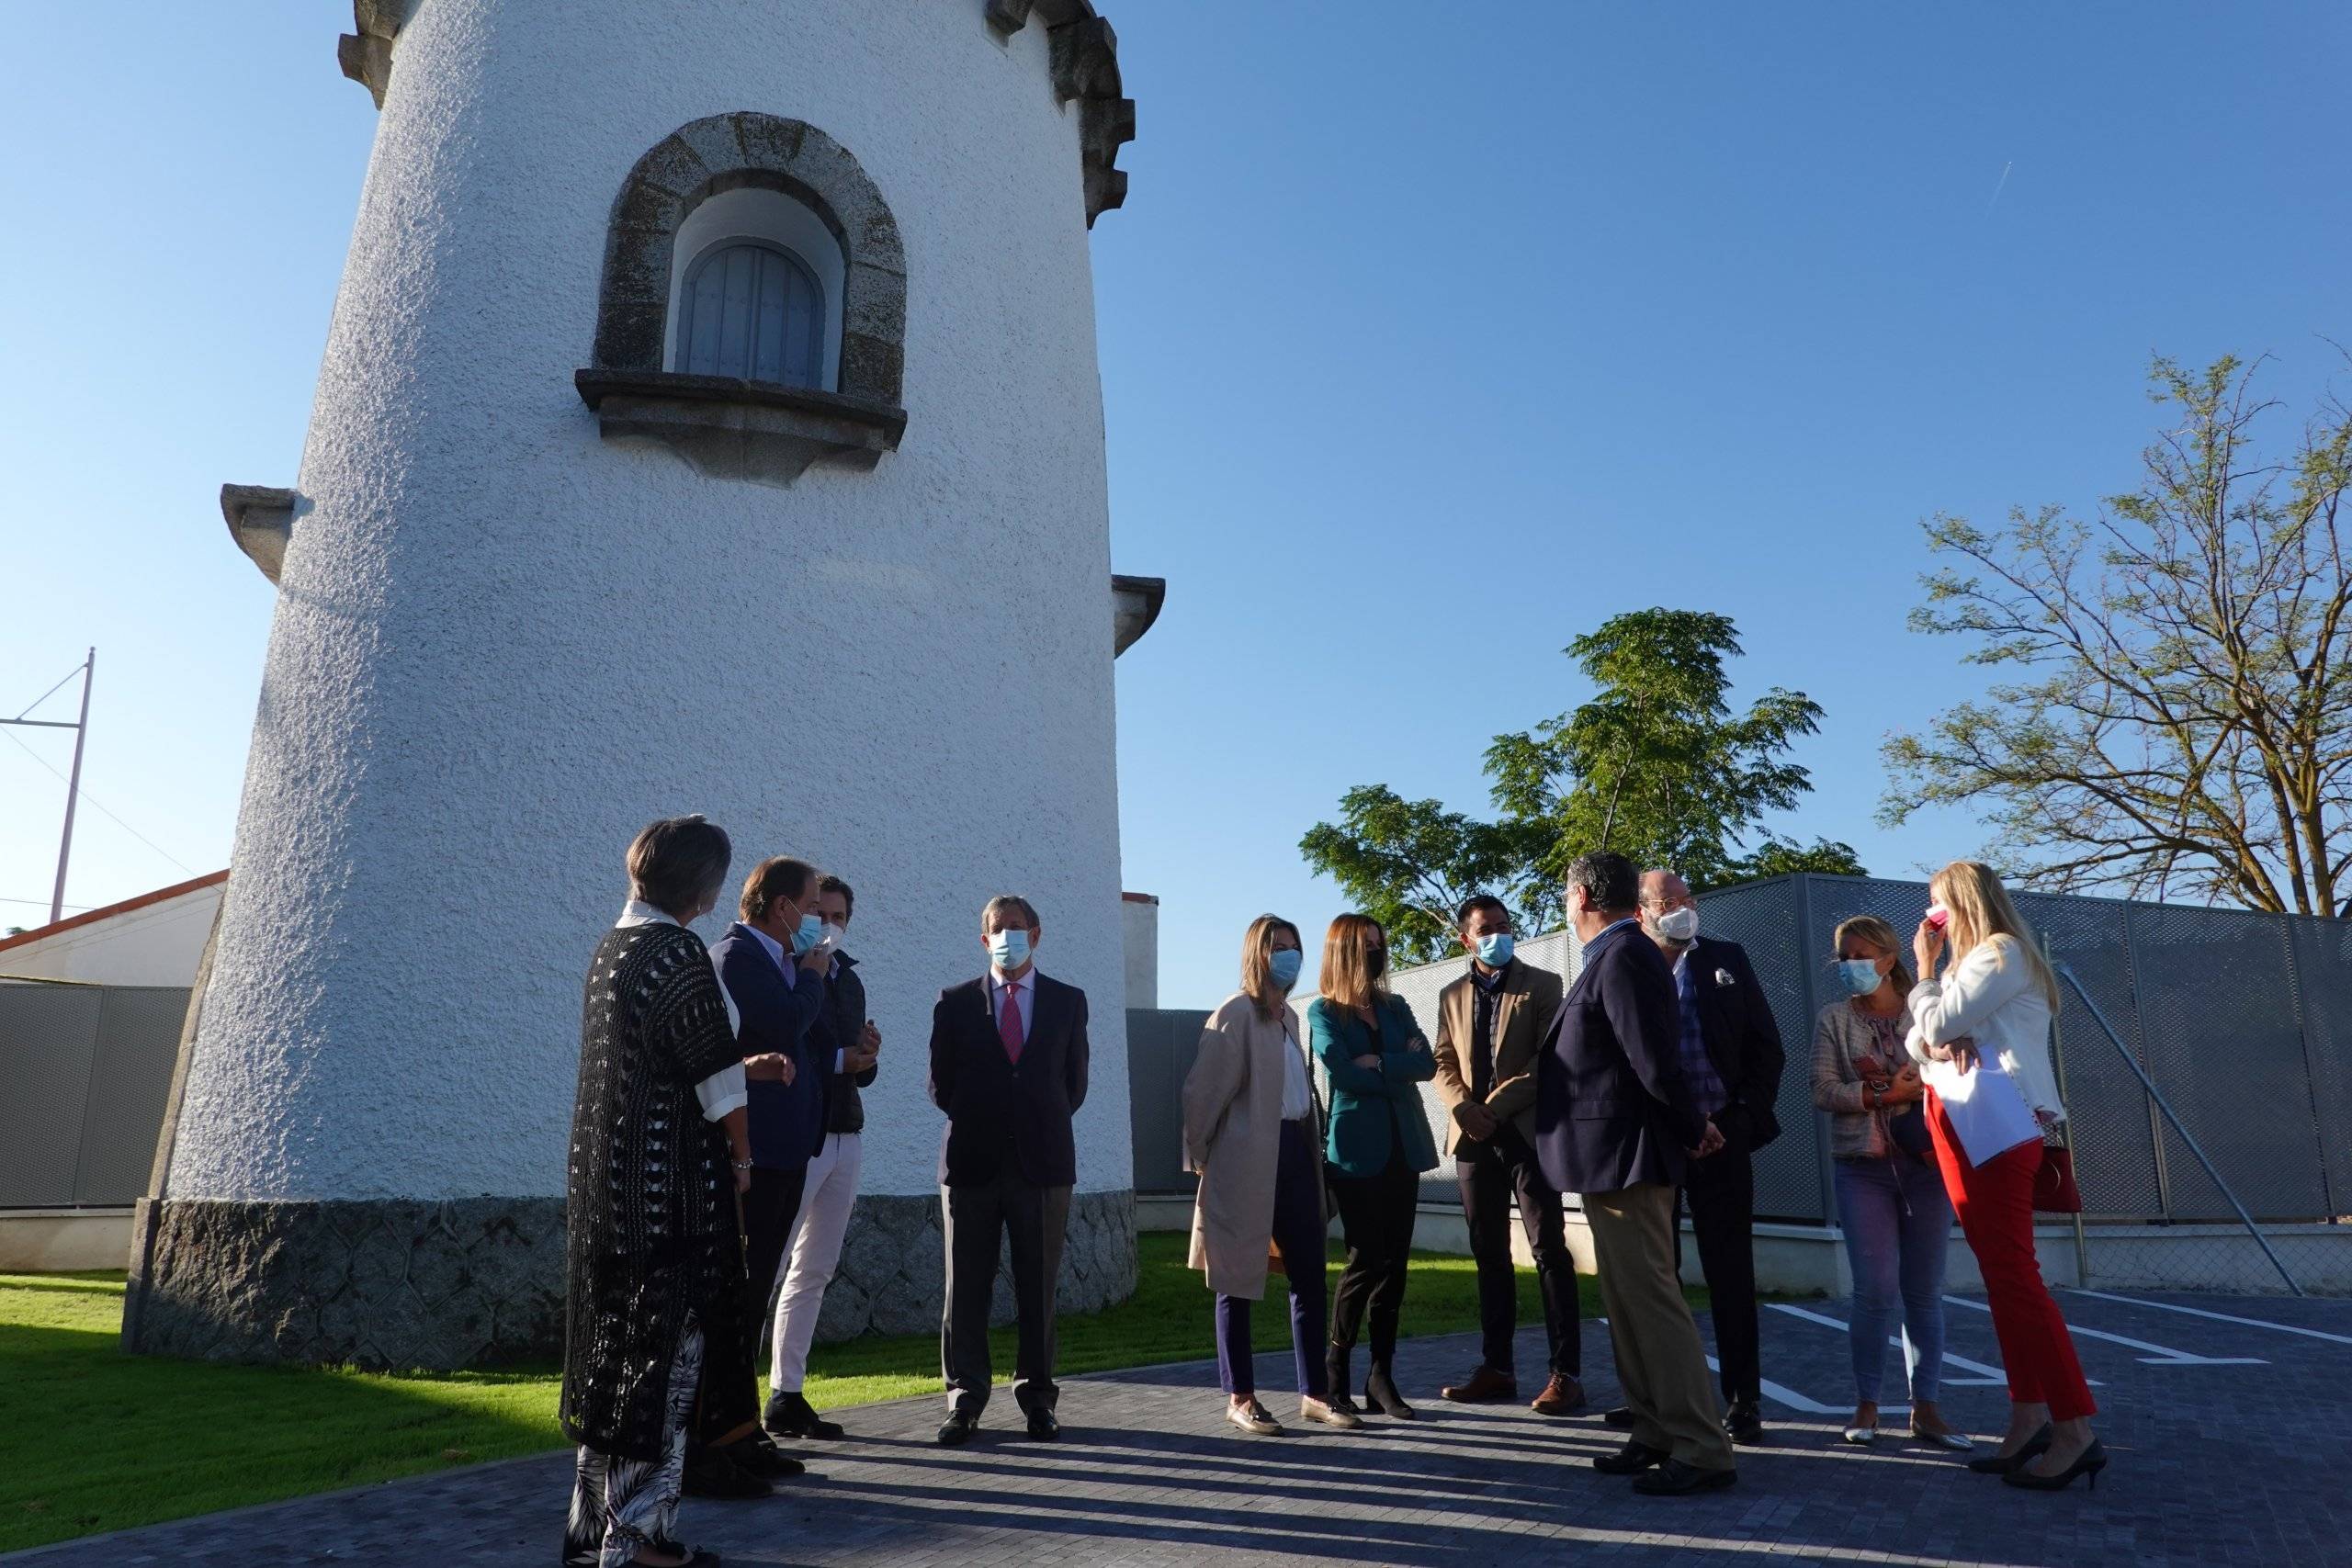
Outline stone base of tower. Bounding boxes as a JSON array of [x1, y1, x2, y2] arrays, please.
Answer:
[[120, 1190, 1140, 1371], [120, 1196, 570, 1370]]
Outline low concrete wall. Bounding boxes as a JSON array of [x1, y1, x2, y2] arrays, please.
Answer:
[[1136, 1193, 2350, 1298], [0, 1208, 132, 1271]]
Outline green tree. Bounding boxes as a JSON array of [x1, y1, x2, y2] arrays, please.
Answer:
[[1301, 609, 1853, 959], [1486, 609, 1834, 890], [1883, 354, 2352, 914], [1296, 785, 1553, 965]]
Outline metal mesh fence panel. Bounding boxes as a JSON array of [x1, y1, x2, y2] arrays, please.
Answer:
[[2127, 903, 2329, 1223], [2283, 916, 2352, 1220], [1125, 1008, 1210, 1194], [0, 984, 106, 1208], [73, 987, 192, 1206]]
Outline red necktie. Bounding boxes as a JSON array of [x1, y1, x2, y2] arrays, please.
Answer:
[[999, 981, 1025, 1064]]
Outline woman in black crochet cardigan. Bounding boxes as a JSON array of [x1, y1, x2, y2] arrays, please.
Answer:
[[560, 817, 753, 1568]]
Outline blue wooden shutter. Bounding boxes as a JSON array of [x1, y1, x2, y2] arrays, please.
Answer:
[[676, 242, 824, 388]]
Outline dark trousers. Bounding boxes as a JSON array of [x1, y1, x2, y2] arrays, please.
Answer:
[[1328, 1146, 1419, 1365], [942, 1169, 1071, 1416], [1458, 1124, 1581, 1378], [691, 1198, 763, 1447], [741, 1166, 808, 1323], [1678, 1140, 1760, 1404], [1215, 1120, 1329, 1399]]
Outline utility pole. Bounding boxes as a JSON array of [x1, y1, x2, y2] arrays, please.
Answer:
[[2, 648, 95, 925]]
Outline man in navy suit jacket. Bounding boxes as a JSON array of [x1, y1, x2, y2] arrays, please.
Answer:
[[1534, 852, 1738, 1496], [929, 894, 1091, 1446]]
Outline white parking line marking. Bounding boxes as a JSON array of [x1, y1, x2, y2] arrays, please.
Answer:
[[1765, 1302, 2010, 1384], [1603, 1314, 1869, 1415], [1943, 1294, 2266, 1365], [2063, 1289, 2352, 1348]]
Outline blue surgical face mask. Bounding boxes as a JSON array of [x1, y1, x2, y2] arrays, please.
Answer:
[[1837, 957, 1883, 997], [1268, 949, 1304, 989], [989, 928, 1032, 973], [1476, 932, 1515, 967], [791, 911, 825, 956]]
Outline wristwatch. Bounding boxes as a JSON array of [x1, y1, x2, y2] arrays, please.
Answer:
[[730, 1158, 754, 1171]]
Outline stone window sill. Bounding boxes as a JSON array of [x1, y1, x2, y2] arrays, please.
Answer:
[[573, 368, 907, 486]]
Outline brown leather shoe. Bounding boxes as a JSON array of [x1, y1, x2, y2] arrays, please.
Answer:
[[1440, 1365, 1518, 1404], [1530, 1374, 1588, 1416]]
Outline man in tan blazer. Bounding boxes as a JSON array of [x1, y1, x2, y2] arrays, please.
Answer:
[[1430, 896, 1583, 1413]]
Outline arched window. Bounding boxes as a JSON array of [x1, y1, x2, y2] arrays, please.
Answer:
[[673, 240, 826, 387]]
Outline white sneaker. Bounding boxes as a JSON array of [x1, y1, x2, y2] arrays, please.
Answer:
[[1299, 1395, 1363, 1430], [1226, 1399, 1281, 1436]]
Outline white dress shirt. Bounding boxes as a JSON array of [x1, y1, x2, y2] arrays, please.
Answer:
[[616, 899, 747, 1122], [1280, 1016, 1312, 1120], [988, 967, 1036, 1039]]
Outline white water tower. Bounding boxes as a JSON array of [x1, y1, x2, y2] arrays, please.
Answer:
[[130, 0, 1154, 1367]]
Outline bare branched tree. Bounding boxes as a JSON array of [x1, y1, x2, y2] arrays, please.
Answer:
[[1883, 352, 2352, 915]]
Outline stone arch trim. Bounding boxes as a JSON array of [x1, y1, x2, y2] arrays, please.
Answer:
[[591, 112, 907, 409]]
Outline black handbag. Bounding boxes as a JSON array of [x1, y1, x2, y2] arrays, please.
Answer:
[[1886, 1100, 1935, 1160]]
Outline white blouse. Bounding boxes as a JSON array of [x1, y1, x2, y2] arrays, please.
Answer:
[[616, 899, 747, 1122], [1904, 933, 2064, 1121], [1280, 1017, 1311, 1121]]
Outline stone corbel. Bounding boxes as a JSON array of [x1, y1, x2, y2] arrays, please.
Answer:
[[1112, 574, 1164, 656], [220, 485, 300, 585]]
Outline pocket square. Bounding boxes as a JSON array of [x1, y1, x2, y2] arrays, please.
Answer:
[[1713, 969, 1736, 987]]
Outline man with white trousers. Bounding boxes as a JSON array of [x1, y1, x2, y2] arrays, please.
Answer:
[[763, 874, 882, 1441]]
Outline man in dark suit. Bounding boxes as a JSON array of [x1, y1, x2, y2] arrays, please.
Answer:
[[701, 855, 834, 1495], [1638, 868, 1786, 1446], [930, 894, 1091, 1446], [1535, 852, 1737, 1496]]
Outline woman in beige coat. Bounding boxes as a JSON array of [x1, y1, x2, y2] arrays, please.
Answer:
[[1182, 915, 1359, 1436]]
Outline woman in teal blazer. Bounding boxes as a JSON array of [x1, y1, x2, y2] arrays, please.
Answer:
[[1306, 913, 1439, 1419]]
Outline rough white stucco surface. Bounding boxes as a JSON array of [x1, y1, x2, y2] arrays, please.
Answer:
[[171, 0, 1133, 1203]]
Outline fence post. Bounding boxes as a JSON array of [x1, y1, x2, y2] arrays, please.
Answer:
[[2042, 933, 2091, 1290], [2055, 963, 2302, 1296], [2120, 902, 2176, 1221]]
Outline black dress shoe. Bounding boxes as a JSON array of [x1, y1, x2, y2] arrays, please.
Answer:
[[1025, 1408, 1061, 1441], [1632, 1459, 1737, 1496], [1603, 1404, 1637, 1429], [1723, 1400, 1766, 1446], [682, 1444, 771, 1500], [937, 1410, 978, 1446], [724, 1434, 805, 1479], [763, 1389, 845, 1441], [1592, 1439, 1669, 1474]]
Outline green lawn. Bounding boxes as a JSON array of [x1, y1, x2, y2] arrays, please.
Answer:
[[1, 1235, 1700, 1552]]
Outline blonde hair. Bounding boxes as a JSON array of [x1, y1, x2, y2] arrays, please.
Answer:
[[1831, 914, 1913, 998], [1318, 913, 1389, 1013], [1929, 861, 2060, 1009], [1238, 914, 1303, 1021]]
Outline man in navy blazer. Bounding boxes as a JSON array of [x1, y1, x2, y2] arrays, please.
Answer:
[[1535, 851, 1738, 1496], [930, 894, 1091, 1446]]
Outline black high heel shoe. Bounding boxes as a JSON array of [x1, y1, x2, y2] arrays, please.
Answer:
[[1965, 1424, 2052, 1475], [2004, 1438, 2108, 1492]]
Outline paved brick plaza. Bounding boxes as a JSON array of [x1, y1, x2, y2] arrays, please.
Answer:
[[11, 1289, 2347, 1567]]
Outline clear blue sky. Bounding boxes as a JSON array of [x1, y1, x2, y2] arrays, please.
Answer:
[[4, 3, 2346, 1008]]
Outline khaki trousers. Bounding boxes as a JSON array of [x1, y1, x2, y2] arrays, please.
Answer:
[[1586, 1181, 1736, 1472]]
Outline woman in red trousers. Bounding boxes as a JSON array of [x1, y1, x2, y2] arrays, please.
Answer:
[[1906, 861, 2106, 1492]]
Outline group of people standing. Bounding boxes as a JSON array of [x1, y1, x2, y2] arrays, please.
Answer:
[[556, 817, 2106, 1567], [1181, 851, 2107, 1501], [559, 818, 1091, 1568]]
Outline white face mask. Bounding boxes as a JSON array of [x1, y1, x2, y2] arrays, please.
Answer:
[[1652, 906, 1700, 944]]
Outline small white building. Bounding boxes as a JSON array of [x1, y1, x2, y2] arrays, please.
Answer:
[[0, 872, 226, 987]]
